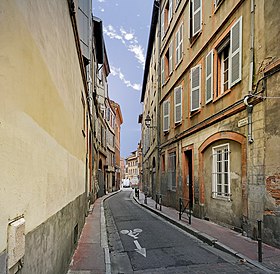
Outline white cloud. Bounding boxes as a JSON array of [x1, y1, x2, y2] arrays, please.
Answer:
[[110, 66, 142, 91], [128, 44, 145, 69], [103, 25, 125, 44], [103, 25, 145, 70], [97, 0, 105, 2], [120, 27, 135, 41]]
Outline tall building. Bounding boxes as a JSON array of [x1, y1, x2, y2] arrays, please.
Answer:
[[141, 0, 280, 248], [0, 0, 94, 273], [111, 101, 124, 191], [0, 0, 124, 272]]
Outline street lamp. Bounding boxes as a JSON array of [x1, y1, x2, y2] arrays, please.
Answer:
[[144, 114, 157, 129]]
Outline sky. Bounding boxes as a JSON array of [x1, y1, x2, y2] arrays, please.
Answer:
[[92, 0, 154, 158]]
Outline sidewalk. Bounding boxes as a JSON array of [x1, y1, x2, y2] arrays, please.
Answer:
[[68, 194, 113, 274], [134, 191, 280, 273]]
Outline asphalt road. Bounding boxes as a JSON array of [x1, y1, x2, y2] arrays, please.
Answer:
[[104, 190, 265, 274]]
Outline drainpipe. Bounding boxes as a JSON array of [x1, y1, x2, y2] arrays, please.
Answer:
[[245, 0, 255, 144]]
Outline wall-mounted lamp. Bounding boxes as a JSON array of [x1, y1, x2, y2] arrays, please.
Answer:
[[144, 114, 157, 129]]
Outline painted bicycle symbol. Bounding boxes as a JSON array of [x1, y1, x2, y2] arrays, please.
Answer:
[[120, 228, 143, 239]]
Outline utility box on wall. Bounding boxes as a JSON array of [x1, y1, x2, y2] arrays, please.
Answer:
[[7, 218, 25, 270]]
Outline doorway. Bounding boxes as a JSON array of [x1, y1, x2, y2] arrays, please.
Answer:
[[183, 149, 193, 211]]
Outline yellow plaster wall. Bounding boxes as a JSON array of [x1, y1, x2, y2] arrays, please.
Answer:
[[0, 0, 86, 252]]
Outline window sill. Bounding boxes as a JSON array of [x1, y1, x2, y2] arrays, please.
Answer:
[[175, 58, 183, 70], [189, 31, 202, 48], [213, 0, 225, 14], [212, 195, 231, 202], [174, 121, 182, 128], [189, 108, 201, 118], [213, 88, 231, 103]]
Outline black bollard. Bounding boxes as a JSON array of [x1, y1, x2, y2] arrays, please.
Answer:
[[257, 220, 262, 262]]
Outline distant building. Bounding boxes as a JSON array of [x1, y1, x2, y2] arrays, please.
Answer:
[[126, 151, 140, 187]]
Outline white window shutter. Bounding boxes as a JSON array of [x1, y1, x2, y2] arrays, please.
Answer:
[[174, 86, 182, 123], [205, 50, 213, 103], [168, 0, 173, 23], [163, 101, 170, 132], [192, 0, 202, 36], [161, 10, 165, 39], [161, 57, 165, 86], [176, 29, 179, 64], [230, 16, 242, 87], [169, 41, 173, 75], [191, 64, 201, 111]]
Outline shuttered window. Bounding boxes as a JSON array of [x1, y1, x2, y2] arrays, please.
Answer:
[[190, 64, 201, 111], [176, 23, 183, 65], [192, 0, 202, 37], [230, 16, 242, 87], [174, 86, 182, 123], [205, 50, 213, 103], [163, 100, 170, 132]]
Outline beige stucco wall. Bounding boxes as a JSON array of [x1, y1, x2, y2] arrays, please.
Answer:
[[0, 0, 86, 254]]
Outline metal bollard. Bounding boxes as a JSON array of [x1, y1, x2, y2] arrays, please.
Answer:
[[159, 194, 162, 211], [179, 198, 182, 220], [257, 220, 262, 262], [144, 192, 147, 204], [155, 194, 158, 210]]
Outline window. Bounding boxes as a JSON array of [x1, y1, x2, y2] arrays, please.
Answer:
[[168, 151, 176, 190], [205, 50, 214, 103], [161, 1, 173, 39], [190, 64, 201, 112], [215, 17, 242, 97], [163, 100, 170, 132], [174, 86, 182, 123], [189, 0, 202, 40], [212, 144, 230, 198], [175, 23, 183, 65]]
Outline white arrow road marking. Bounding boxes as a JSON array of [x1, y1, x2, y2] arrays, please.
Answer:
[[134, 240, 146, 257]]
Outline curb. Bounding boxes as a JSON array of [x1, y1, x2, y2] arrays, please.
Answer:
[[100, 190, 121, 274], [133, 195, 275, 273]]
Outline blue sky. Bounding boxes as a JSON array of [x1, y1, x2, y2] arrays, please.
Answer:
[[92, 0, 153, 158]]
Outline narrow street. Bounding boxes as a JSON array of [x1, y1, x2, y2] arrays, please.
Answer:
[[104, 190, 264, 274]]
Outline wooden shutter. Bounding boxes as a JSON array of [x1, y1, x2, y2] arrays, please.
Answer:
[[163, 100, 170, 132], [191, 64, 201, 111], [161, 57, 165, 86], [168, 0, 173, 23], [161, 10, 165, 39], [205, 50, 213, 103], [230, 16, 242, 87], [174, 86, 182, 123], [169, 41, 173, 75], [192, 0, 202, 36]]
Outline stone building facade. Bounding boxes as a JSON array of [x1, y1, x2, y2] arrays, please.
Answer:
[[141, 0, 280, 248]]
